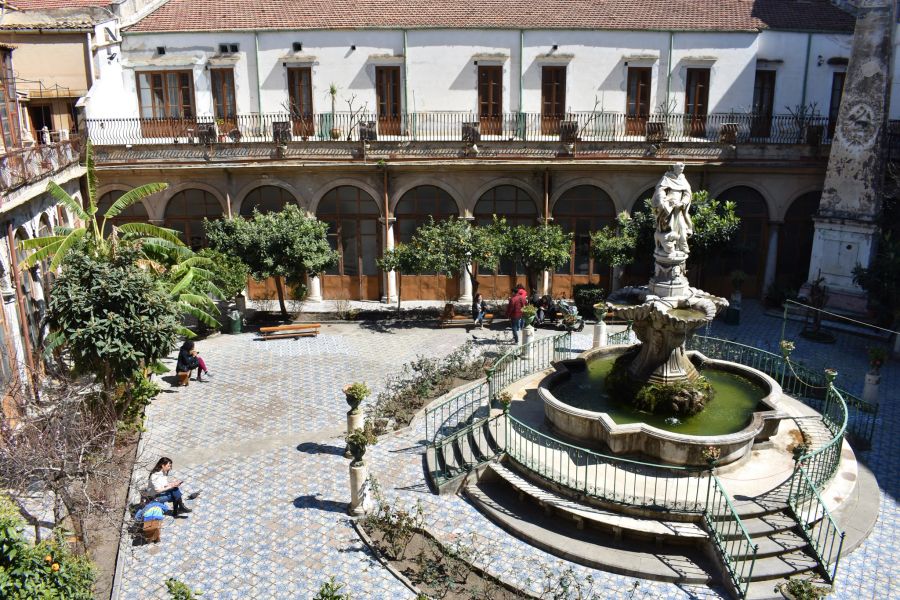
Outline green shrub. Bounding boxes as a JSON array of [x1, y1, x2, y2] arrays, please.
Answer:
[[118, 373, 162, 432], [573, 284, 605, 320], [313, 577, 351, 600], [0, 495, 95, 599], [197, 248, 249, 302], [166, 577, 202, 599]]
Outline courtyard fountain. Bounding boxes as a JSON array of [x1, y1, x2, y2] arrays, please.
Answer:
[[539, 164, 785, 465]]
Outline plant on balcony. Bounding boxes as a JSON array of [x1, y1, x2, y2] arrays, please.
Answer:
[[327, 83, 340, 139], [205, 205, 338, 318]]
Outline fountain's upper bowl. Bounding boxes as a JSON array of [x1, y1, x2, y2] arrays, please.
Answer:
[[600, 286, 728, 328]]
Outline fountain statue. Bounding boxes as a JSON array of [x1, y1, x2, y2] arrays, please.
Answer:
[[602, 163, 728, 415]]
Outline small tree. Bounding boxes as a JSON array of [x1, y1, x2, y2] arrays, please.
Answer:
[[205, 205, 338, 318], [853, 231, 900, 328], [376, 241, 426, 313], [502, 223, 573, 293], [45, 244, 180, 417], [405, 216, 507, 297], [196, 248, 250, 303]]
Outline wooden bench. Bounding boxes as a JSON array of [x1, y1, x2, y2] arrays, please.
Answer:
[[259, 323, 321, 340], [439, 304, 496, 329]]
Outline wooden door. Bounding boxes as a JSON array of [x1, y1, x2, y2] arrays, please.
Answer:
[[288, 67, 315, 137], [685, 68, 710, 137], [751, 70, 776, 138], [541, 66, 566, 135], [211, 69, 238, 133], [478, 66, 503, 136], [626, 67, 651, 135], [827, 72, 845, 140], [376, 67, 401, 136]]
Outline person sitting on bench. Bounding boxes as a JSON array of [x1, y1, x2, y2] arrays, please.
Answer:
[[176, 341, 210, 383]]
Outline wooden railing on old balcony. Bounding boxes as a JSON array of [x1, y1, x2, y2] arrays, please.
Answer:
[[85, 111, 835, 147], [0, 137, 83, 195]]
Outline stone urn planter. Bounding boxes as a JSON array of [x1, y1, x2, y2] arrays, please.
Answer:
[[776, 579, 831, 599], [522, 305, 537, 327], [343, 382, 370, 458], [345, 425, 376, 516]]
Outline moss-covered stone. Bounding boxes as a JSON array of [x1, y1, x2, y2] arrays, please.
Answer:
[[604, 350, 715, 417]]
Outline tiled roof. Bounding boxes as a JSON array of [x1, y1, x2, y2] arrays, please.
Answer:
[[8, 0, 112, 8], [128, 0, 855, 33]]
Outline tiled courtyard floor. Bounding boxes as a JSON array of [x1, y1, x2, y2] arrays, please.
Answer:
[[116, 302, 898, 599]]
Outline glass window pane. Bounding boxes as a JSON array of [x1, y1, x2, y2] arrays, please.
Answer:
[[361, 235, 378, 275]]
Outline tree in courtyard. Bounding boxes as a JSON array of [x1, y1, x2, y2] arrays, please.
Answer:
[[400, 216, 508, 297], [205, 205, 338, 318], [501, 223, 573, 294], [853, 231, 900, 328], [45, 244, 180, 418], [376, 241, 427, 312], [590, 191, 739, 285]]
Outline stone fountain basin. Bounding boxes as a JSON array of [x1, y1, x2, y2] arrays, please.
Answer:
[[538, 346, 788, 467]]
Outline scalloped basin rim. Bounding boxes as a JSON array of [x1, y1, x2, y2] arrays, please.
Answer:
[[538, 345, 788, 466]]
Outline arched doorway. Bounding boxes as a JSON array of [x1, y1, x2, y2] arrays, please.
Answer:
[[239, 186, 299, 302], [777, 192, 820, 292], [552, 185, 616, 297], [240, 185, 294, 216], [394, 185, 459, 300], [317, 186, 382, 300], [473, 185, 538, 299], [620, 190, 656, 288], [704, 186, 769, 298], [97, 190, 149, 235], [164, 189, 224, 250]]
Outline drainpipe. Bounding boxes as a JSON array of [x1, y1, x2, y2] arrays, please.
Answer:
[[254, 31, 263, 114], [800, 33, 812, 108], [85, 32, 96, 83], [6, 223, 37, 398], [402, 30, 409, 114], [666, 31, 674, 107], [519, 29, 524, 113]]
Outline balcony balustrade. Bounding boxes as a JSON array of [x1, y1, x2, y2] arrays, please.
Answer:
[[85, 111, 834, 148], [0, 137, 83, 194]]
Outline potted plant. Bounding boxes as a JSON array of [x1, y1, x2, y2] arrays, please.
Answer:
[[343, 382, 370, 415], [729, 270, 748, 303], [701, 445, 720, 468], [215, 118, 228, 142], [327, 83, 341, 140], [776, 576, 831, 599], [868, 347, 887, 375], [345, 423, 377, 467], [497, 390, 512, 413], [521, 304, 537, 326]]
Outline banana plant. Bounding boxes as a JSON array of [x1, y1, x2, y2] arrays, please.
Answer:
[[18, 142, 182, 270], [164, 254, 226, 337]]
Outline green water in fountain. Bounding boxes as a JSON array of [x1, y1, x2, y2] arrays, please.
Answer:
[[552, 357, 765, 435]]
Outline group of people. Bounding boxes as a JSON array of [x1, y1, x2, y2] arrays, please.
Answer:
[[471, 284, 551, 344]]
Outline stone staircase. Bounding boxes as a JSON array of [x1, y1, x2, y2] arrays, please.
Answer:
[[424, 413, 506, 494]]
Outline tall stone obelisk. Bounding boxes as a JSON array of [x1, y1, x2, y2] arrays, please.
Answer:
[[805, 0, 895, 312]]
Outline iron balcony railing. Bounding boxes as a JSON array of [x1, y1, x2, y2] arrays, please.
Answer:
[[85, 111, 836, 147], [0, 137, 83, 194]]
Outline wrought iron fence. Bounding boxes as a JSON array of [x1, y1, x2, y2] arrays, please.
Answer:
[[0, 138, 82, 193], [788, 464, 846, 583], [428, 413, 505, 486], [606, 321, 634, 346], [424, 381, 489, 447], [85, 111, 836, 147], [485, 331, 571, 401], [705, 474, 758, 598]]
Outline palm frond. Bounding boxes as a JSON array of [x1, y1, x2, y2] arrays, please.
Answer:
[[42, 331, 66, 357], [104, 183, 169, 219], [135, 258, 166, 274], [18, 235, 67, 250], [177, 302, 220, 328], [168, 268, 194, 297], [18, 238, 64, 269], [45, 181, 89, 221], [53, 225, 74, 236], [148, 360, 170, 375], [177, 292, 218, 311], [48, 229, 87, 271], [116, 222, 185, 247], [176, 325, 197, 339]]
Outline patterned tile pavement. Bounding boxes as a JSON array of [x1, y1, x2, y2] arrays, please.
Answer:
[[117, 304, 898, 599]]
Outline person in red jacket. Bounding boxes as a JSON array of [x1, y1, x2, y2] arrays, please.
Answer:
[[506, 284, 527, 343]]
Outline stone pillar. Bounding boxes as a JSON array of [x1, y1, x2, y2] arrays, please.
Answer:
[[345, 410, 364, 458], [348, 462, 369, 516], [805, 1, 896, 312], [380, 217, 397, 304], [762, 222, 781, 295], [307, 274, 323, 302], [593, 319, 607, 348], [611, 266, 622, 293], [542, 270, 550, 296], [521, 322, 534, 358], [863, 371, 881, 404], [459, 263, 473, 302]]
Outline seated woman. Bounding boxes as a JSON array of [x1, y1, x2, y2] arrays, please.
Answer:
[[176, 341, 210, 383], [148, 457, 196, 518]]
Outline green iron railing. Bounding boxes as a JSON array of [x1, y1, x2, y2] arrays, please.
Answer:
[[424, 381, 490, 446], [429, 413, 505, 485], [605, 321, 634, 346], [788, 464, 846, 583], [505, 415, 707, 512], [486, 331, 572, 401], [705, 474, 758, 598], [791, 384, 848, 499], [686, 336, 876, 447]]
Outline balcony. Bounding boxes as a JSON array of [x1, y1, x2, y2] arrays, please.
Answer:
[[0, 137, 83, 194], [85, 111, 833, 164]]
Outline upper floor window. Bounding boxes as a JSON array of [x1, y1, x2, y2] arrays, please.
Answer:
[[751, 70, 776, 138], [626, 67, 651, 135], [137, 70, 195, 119], [211, 68, 236, 121], [0, 49, 20, 151], [541, 66, 566, 135]]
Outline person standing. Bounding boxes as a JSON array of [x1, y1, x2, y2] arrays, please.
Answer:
[[472, 293, 487, 329], [506, 285, 527, 343]]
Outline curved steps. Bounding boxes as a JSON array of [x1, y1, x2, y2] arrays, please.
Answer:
[[425, 416, 503, 494]]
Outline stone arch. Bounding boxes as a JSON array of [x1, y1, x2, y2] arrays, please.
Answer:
[[776, 190, 821, 290], [551, 184, 618, 294], [163, 188, 226, 249], [389, 178, 465, 216], [549, 178, 621, 215], [630, 187, 657, 213], [394, 185, 461, 243], [163, 181, 229, 216], [309, 178, 383, 217], [96, 188, 151, 233], [705, 185, 771, 297], [710, 181, 774, 223], [95, 184, 155, 220], [471, 178, 542, 217], [473, 182, 541, 225], [235, 179, 302, 215]]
